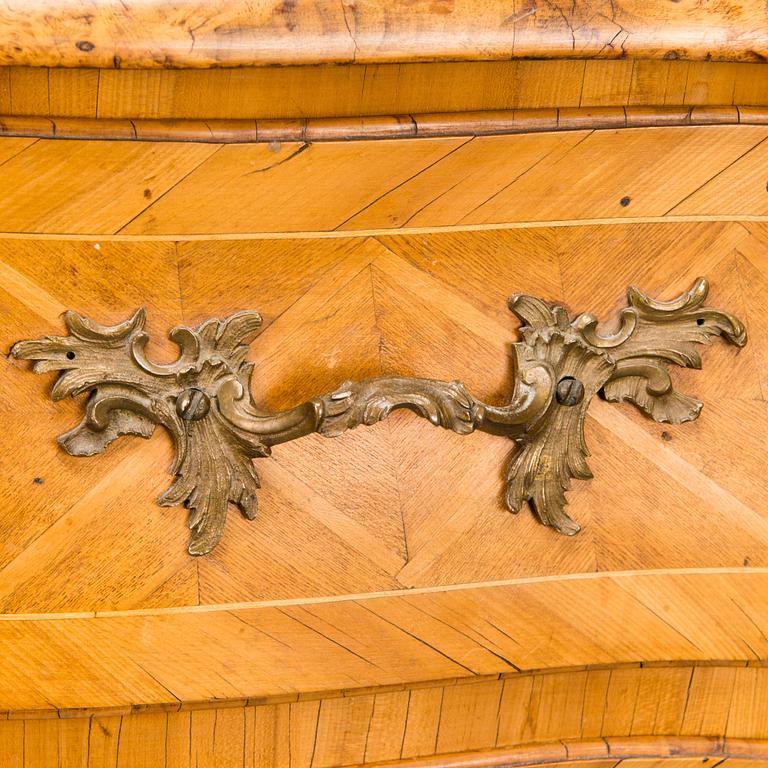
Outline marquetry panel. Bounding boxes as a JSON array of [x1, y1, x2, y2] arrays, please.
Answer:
[[1, 220, 767, 611], [0, 570, 763, 710]]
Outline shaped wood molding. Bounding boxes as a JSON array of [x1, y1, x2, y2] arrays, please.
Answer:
[[12, 278, 746, 555]]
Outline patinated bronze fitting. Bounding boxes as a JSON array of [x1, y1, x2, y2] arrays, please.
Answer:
[[12, 278, 746, 555]]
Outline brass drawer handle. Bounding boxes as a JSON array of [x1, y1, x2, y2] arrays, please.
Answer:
[[12, 278, 745, 555]]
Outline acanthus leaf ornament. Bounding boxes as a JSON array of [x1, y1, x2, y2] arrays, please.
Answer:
[[12, 277, 746, 555], [499, 280, 746, 535]]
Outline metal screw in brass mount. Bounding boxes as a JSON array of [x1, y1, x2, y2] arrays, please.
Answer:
[[177, 388, 210, 421], [555, 376, 584, 406]]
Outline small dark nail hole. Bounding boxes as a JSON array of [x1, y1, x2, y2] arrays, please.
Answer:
[[620, 196, 631, 207], [33, 477, 44, 485], [696, 318, 705, 326], [66, 351, 76, 360]]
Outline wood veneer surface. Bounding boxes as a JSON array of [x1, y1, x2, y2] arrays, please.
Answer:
[[1, 220, 766, 612], [0, 572, 766, 714], [4, 60, 768, 121], [2, 727, 768, 767], [2, 126, 768, 235], [1, 80, 768, 761], [0, 1, 766, 69]]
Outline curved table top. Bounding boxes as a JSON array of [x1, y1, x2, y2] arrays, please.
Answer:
[[1, 0, 767, 69]]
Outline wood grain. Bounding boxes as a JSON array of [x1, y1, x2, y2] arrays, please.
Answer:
[[1, 106, 768, 762], [116, 125, 765, 233], [0, 240, 194, 611], [1, 61, 767, 122], [0, 573, 764, 715], [1, 1, 767, 69], [3, 222, 768, 612], [3, 125, 768, 236], [2, 728, 767, 768], [0, 138, 219, 234]]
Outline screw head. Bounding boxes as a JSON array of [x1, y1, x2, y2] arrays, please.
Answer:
[[176, 388, 210, 421], [555, 376, 585, 407]]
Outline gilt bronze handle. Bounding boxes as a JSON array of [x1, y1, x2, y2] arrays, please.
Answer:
[[12, 278, 746, 555]]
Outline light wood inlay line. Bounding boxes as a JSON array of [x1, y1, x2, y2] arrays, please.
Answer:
[[2, 216, 768, 241]]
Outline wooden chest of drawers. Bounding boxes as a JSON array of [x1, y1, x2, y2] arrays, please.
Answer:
[[2, 2, 768, 766]]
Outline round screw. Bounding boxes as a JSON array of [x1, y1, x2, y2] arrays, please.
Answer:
[[555, 376, 585, 407], [176, 388, 210, 421]]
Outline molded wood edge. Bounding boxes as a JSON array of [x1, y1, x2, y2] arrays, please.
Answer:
[[1, 1, 767, 68], [0, 106, 764, 144], [358, 736, 768, 768]]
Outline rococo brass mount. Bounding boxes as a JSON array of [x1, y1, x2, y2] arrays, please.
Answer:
[[12, 278, 746, 555]]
